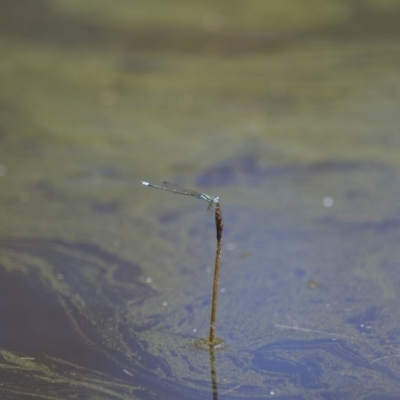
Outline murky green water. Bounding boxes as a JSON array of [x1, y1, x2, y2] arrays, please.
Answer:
[[1, 1, 400, 399]]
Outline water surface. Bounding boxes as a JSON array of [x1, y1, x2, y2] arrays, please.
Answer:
[[1, 1, 400, 399]]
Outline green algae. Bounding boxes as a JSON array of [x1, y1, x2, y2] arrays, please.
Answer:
[[0, 349, 140, 400]]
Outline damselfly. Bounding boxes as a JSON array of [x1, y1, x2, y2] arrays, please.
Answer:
[[141, 181, 219, 210]]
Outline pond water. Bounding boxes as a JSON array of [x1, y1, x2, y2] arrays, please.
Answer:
[[1, 1, 400, 399]]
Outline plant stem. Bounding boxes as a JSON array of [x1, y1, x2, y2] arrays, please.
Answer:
[[209, 203, 223, 345]]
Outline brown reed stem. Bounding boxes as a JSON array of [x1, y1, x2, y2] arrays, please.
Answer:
[[209, 345, 219, 399], [209, 202, 223, 345]]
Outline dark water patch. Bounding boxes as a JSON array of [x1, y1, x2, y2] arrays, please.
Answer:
[[112, 260, 142, 284], [0, 238, 154, 363], [196, 152, 392, 188], [157, 209, 186, 224], [196, 153, 297, 187], [346, 307, 380, 334], [33, 180, 66, 201], [238, 338, 400, 397], [0, 238, 213, 399], [91, 200, 120, 214], [0, 267, 139, 386]]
